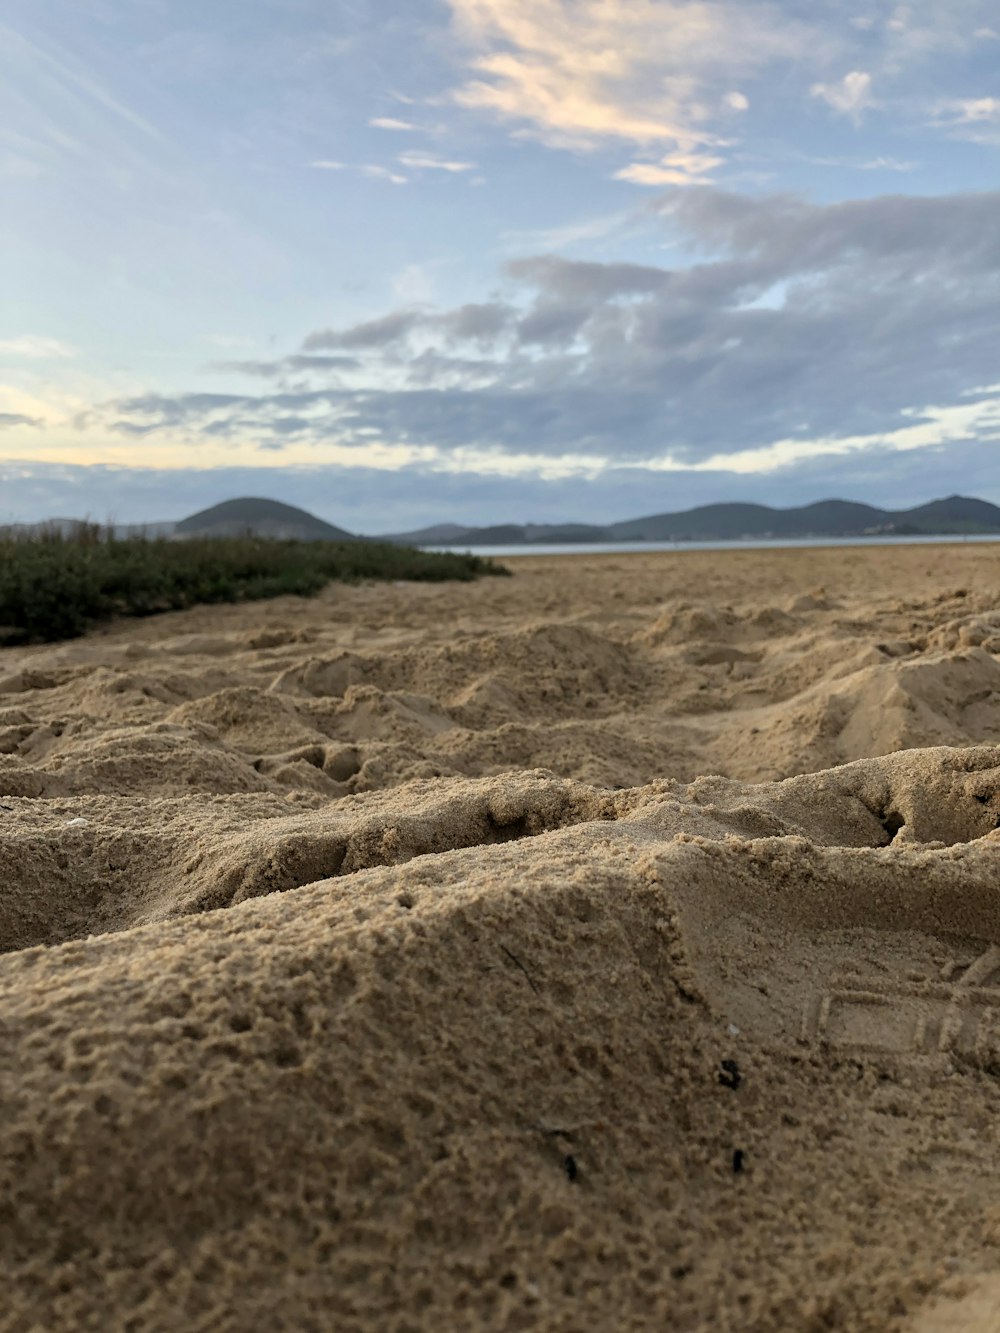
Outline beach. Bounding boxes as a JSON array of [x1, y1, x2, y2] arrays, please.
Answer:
[[4, 543, 1000, 1329]]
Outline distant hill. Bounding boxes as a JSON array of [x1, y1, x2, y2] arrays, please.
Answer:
[[902, 496, 1000, 531], [174, 498, 355, 542], [9, 494, 1000, 549], [610, 499, 891, 541], [382, 495, 1000, 546]]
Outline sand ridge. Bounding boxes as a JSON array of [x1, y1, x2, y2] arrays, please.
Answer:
[[3, 548, 1000, 800], [4, 544, 1000, 1329]]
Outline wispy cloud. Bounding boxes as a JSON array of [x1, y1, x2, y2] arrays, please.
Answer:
[[500, 209, 634, 253], [614, 149, 725, 187], [949, 97, 1000, 122], [210, 354, 359, 379], [1, 23, 163, 143], [444, 0, 817, 182], [363, 164, 408, 184], [310, 159, 408, 184], [0, 336, 76, 359], [803, 152, 918, 172], [0, 19, 166, 182], [311, 151, 475, 183], [860, 155, 917, 171], [397, 150, 475, 173], [370, 116, 419, 131], [930, 95, 1000, 143]]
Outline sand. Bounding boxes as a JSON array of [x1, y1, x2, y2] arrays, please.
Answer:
[[4, 543, 1000, 1330]]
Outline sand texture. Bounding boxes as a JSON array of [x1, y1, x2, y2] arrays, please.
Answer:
[[5, 544, 1000, 1330]]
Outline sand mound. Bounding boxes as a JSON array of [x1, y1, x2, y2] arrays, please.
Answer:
[[5, 746, 1000, 1328], [717, 645, 1000, 781], [5, 549, 1000, 797], [6, 546, 1000, 1329]]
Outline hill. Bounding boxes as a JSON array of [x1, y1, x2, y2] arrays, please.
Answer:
[[609, 499, 891, 541], [174, 498, 355, 542], [382, 495, 1000, 546]]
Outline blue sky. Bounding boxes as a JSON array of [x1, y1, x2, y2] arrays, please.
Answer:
[[1, 0, 998, 531]]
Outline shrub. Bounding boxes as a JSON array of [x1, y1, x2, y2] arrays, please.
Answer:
[[0, 533, 508, 645]]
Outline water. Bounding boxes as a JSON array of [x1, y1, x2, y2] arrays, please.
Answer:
[[422, 533, 1000, 558]]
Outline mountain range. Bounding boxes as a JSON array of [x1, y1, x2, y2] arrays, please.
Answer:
[[5, 495, 1000, 545], [383, 495, 1000, 545]]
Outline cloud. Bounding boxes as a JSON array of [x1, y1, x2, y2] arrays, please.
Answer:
[[212, 354, 360, 378], [370, 117, 418, 130], [879, 2, 988, 69], [75, 189, 998, 489], [860, 156, 917, 171], [500, 210, 632, 252], [397, 150, 475, 173], [951, 97, 1000, 121], [0, 335, 76, 359], [310, 160, 408, 184], [303, 310, 423, 351], [362, 164, 408, 184], [444, 0, 816, 178], [797, 151, 917, 172], [929, 95, 1000, 144], [439, 303, 516, 344], [0, 19, 169, 187], [614, 150, 725, 187], [724, 92, 749, 112], [11, 432, 1000, 532], [810, 71, 875, 122], [1, 22, 163, 144], [0, 412, 40, 429]]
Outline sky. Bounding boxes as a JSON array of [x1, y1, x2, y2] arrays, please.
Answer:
[[1, 0, 998, 533]]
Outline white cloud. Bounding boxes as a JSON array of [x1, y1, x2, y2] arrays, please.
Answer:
[[810, 70, 875, 122], [370, 117, 418, 131], [800, 151, 916, 171], [444, 0, 816, 178], [614, 149, 724, 187], [0, 335, 76, 359], [945, 96, 1000, 123], [397, 150, 475, 173], [860, 155, 916, 170], [683, 394, 1000, 475], [930, 96, 1000, 143]]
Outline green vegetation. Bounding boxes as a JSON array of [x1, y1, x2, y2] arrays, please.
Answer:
[[0, 526, 508, 645]]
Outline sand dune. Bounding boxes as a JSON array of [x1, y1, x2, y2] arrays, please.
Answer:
[[5, 545, 1000, 1329]]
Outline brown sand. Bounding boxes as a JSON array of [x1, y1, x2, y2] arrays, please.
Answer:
[[4, 544, 1000, 1329]]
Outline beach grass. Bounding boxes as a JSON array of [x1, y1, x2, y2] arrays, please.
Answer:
[[0, 526, 508, 644]]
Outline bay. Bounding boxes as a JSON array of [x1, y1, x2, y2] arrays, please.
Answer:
[[422, 533, 1000, 558]]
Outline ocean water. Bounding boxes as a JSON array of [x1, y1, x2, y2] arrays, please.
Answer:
[[422, 533, 1000, 558]]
